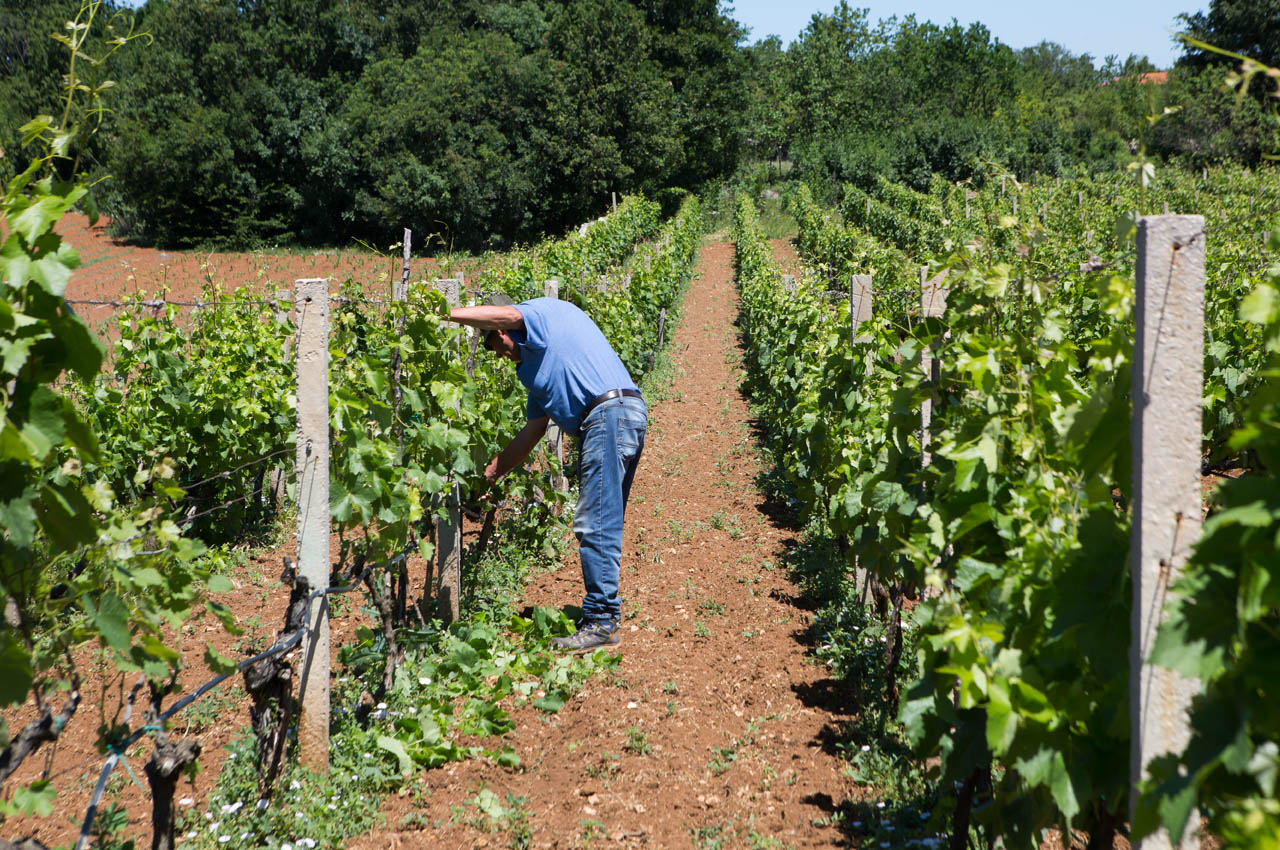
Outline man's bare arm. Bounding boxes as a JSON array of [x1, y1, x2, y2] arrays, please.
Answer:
[[450, 305, 525, 330], [485, 417, 550, 484]]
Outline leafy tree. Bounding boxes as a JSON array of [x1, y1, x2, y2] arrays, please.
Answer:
[[1179, 0, 1280, 69], [741, 35, 794, 166], [637, 0, 749, 190], [1151, 65, 1273, 165]]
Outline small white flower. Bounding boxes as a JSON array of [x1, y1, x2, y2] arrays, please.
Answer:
[[375, 702, 387, 710], [186, 832, 198, 839], [240, 832, 250, 840], [418, 676, 431, 686], [179, 797, 195, 806], [256, 799, 269, 810], [289, 780, 302, 791], [220, 801, 244, 815], [204, 812, 214, 821], [626, 701, 638, 709], [852, 821, 863, 828], [876, 801, 886, 808], [227, 753, 236, 759], [299, 839, 317, 849], [282, 845, 293, 850], [406, 706, 416, 714], [208, 822, 219, 832], [219, 835, 230, 843], [327, 803, 337, 810], [295, 812, 304, 819], [861, 745, 871, 752]]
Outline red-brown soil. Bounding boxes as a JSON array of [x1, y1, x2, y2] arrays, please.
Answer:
[[57, 212, 454, 307], [4, 236, 864, 849]]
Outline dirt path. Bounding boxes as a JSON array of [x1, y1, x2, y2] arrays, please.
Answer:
[[352, 240, 854, 848]]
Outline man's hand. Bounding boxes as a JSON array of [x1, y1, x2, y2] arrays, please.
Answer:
[[483, 418, 550, 485], [462, 492, 495, 522]]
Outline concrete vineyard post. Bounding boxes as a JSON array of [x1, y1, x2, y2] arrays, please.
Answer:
[[392, 228, 411, 458], [1130, 215, 1204, 850], [294, 278, 330, 773], [782, 274, 797, 296], [850, 273, 874, 594], [850, 274, 873, 346], [919, 267, 949, 470], [396, 229, 411, 301], [544, 279, 568, 497], [462, 276, 477, 379], [436, 278, 463, 625]]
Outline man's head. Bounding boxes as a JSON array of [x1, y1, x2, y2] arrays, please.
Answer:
[[483, 327, 520, 362], [481, 292, 521, 363]]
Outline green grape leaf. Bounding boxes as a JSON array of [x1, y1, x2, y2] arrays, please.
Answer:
[[0, 630, 34, 706], [89, 592, 132, 654], [1015, 746, 1079, 819], [377, 734, 414, 776], [203, 643, 238, 675]]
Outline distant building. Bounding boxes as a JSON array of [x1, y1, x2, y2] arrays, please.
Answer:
[[1102, 71, 1169, 86]]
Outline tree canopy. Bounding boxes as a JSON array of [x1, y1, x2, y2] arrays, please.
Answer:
[[0, 0, 1275, 249]]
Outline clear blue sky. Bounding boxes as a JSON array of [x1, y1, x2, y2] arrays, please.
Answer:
[[729, 0, 1202, 69]]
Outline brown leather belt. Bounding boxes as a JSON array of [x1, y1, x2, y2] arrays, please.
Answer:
[[581, 388, 643, 421]]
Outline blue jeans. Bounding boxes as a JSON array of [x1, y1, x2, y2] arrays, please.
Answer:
[[574, 395, 647, 623]]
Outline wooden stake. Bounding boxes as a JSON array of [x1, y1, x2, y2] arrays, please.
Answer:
[[435, 278, 463, 625], [544, 279, 568, 497]]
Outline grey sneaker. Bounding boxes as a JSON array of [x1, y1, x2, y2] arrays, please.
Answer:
[[552, 620, 620, 652]]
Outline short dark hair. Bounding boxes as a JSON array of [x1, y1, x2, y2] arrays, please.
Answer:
[[483, 328, 503, 351]]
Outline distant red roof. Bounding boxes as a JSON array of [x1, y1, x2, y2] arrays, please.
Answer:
[[1103, 71, 1168, 85]]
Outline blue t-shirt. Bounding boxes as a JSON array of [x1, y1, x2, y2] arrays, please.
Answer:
[[513, 297, 637, 435]]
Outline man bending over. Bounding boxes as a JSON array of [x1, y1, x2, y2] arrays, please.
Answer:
[[450, 293, 647, 651]]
